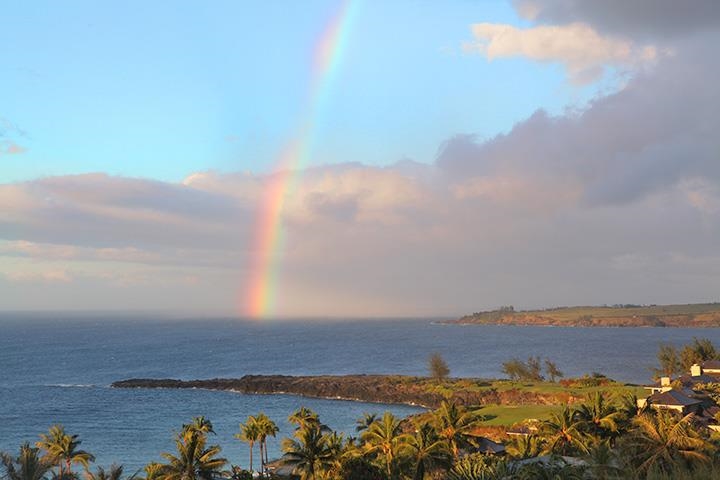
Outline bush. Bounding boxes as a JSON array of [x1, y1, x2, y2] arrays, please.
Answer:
[[429, 352, 450, 380]]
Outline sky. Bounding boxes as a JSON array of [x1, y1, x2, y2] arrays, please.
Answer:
[[1, 0, 719, 317]]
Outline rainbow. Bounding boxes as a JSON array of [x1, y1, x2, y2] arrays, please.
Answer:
[[245, 0, 358, 318]]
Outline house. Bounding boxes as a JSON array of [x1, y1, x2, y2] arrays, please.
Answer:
[[645, 376, 673, 394], [638, 389, 703, 414], [470, 436, 506, 455], [506, 425, 535, 437], [700, 360, 720, 375]]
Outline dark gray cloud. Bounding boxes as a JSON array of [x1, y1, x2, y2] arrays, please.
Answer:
[[515, 0, 720, 39], [438, 33, 720, 206]]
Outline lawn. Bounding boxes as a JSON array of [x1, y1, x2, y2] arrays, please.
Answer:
[[476, 404, 564, 426]]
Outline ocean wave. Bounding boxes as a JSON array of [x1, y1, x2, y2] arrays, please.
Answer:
[[44, 383, 98, 388]]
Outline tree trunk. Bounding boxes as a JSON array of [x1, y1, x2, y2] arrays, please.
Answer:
[[413, 460, 425, 480], [249, 442, 253, 473], [259, 442, 264, 478]]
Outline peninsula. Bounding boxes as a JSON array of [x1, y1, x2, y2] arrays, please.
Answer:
[[112, 374, 642, 426], [446, 302, 720, 327]]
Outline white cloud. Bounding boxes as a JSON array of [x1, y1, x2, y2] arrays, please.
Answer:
[[466, 22, 658, 84]]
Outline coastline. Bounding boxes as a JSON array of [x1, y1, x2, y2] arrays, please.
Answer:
[[111, 374, 631, 410]]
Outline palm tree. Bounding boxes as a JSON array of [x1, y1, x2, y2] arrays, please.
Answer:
[[322, 431, 346, 479], [406, 422, 450, 480], [234, 418, 260, 474], [182, 417, 215, 436], [539, 407, 589, 456], [623, 411, 711, 475], [160, 430, 227, 480], [280, 424, 335, 480], [360, 412, 410, 479], [575, 393, 623, 442], [505, 434, 544, 459], [447, 454, 511, 480], [136, 463, 164, 480], [1, 443, 52, 480], [84, 465, 125, 480], [432, 401, 482, 459], [288, 408, 328, 433], [36, 425, 95, 478], [583, 442, 623, 480], [252, 413, 278, 476], [617, 392, 644, 429], [355, 413, 378, 433]]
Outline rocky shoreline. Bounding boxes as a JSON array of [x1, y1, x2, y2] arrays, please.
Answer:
[[111, 374, 582, 408]]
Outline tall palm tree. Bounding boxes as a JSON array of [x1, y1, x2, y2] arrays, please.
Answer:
[[36, 425, 95, 478], [623, 411, 711, 475], [182, 417, 215, 436], [539, 407, 589, 456], [160, 430, 227, 480], [575, 393, 623, 442], [280, 424, 335, 480], [360, 412, 410, 479], [406, 422, 450, 480], [254, 413, 279, 474], [323, 431, 346, 479], [1, 443, 52, 480], [234, 418, 259, 474], [432, 401, 482, 459], [84, 465, 125, 480]]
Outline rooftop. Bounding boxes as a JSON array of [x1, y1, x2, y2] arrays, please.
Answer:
[[701, 360, 720, 370], [647, 389, 702, 407]]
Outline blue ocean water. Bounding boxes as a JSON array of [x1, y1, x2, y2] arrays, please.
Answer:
[[2, 313, 720, 472]]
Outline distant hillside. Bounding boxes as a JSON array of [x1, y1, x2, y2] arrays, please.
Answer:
[[447, 303, 720, 327]]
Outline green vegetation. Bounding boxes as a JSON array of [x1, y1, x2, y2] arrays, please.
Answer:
[[452, 302, 720, 327], [8, 396, 720, 480], [500, 356, 546, 382], [654, 337, 720, 378], [474, 404, 564, 426], [428, 353, 450, 381]]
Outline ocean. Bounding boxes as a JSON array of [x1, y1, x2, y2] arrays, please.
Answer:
[[2, 313, 720, 471]]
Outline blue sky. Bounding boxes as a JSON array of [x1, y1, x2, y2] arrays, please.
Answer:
[[1, 0, 605, 183]]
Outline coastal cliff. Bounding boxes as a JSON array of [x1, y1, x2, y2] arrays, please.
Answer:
[[446, 303, 720, 327], [111, 374, 586, 408]]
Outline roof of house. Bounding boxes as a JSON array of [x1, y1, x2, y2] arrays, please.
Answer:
[[472, 437, 506, 455], [679, 374, 719, 386], [647, 389, 702, 407], [701, 360, 720, 370], [506, 426, 533, 436]]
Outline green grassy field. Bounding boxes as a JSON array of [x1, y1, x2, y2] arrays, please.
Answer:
[[534, 303, 720, 319], [418, 378, 646, 426], [477, 404, 564, 426], [454, 302, 720, 326]]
